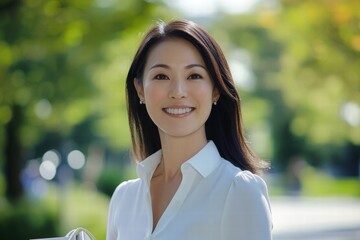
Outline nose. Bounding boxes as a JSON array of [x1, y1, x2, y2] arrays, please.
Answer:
[[168, 79, 187, 99]]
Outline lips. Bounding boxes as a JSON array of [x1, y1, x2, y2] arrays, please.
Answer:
[[163, 107, 194, 115]]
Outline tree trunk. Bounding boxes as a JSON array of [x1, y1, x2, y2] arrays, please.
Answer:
[[4, 104, 23, 202]]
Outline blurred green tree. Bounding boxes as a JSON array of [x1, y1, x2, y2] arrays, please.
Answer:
[[274, 0, 360, 145], [213, 0, 360, 172], [271, 0, 360, 171], [0, 0, 176, 202]]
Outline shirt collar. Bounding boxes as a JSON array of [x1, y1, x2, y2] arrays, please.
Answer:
[[136, 140, 222, 183], [183, 140, 221, 178], [136, 149, 162, 186]]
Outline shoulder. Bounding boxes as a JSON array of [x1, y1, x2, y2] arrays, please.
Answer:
[[219, 159, 271, 206], [228, 170, 269, 200], [233, 170, 268, 190], [109, 178, 141, 204], [106, 178, 143, 238], [220, 160, 268, 195], [221, 169, 273, 239], [222, 170, 272, 240]]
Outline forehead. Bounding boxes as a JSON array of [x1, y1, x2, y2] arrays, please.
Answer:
[[145, 38, 205, 68]]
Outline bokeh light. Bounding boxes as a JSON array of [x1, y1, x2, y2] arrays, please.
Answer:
[[341, 101, 360, 127], [67, 150, 86, 170], [42, 150, 61, 167], [39, 160, 56, 180], [34, 98, 52, 119]]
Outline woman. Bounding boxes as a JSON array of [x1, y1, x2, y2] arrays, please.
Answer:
[[107, 19, 272, 240]]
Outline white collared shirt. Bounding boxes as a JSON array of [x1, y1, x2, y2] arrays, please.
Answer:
[[106, 141, 272, 240]]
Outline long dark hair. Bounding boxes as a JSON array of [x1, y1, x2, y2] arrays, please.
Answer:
[[126, 19, 267, 173]]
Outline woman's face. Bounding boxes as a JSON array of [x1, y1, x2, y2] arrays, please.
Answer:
[[135, 38, 219, 139]]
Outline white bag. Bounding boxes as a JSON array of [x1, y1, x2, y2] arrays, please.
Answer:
[[30, 227, 96, 240]]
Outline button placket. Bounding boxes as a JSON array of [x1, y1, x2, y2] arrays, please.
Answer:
[[153, 166, 196, 235], [145, 182, 154, 239]]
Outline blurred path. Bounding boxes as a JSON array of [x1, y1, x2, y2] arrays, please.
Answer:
[[271, 196, 360, 240]]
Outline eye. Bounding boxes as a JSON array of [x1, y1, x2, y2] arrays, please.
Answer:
[[188, 73, 202, 80], [154, 74, 169, 80]]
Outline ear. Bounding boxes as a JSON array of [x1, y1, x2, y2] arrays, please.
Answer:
[[212, 87, 220, 103], [134, 78, 144, 101]]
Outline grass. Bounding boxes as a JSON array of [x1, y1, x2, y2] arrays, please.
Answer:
[[301, 167, 360, 197], [268, 166, 360, 197], [59, 184, 110, 239]]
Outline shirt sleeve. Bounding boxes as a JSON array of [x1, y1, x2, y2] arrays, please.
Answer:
[[221, 170, 272, 240], [106, 181, 128, 240]]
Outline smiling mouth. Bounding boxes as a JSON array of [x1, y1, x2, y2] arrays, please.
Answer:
[[163, 107, 194, 115]]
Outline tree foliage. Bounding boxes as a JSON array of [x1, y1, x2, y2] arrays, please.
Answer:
[[212, 0, 360, 170], [1, 0, 359, 206], [273, 0, 360, 145], [0, 0, 177, 201]]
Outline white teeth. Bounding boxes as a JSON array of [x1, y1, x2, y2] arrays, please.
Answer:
[[165, 107, 192, 115]]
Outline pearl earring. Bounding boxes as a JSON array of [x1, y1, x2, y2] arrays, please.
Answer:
[[213, 101, 217, 105], [139, 100, 144, 104]]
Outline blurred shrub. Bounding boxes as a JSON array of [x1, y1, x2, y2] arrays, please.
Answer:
[[0, 199, 58, 240], [60, 185, 109, 240], [269, 165, 360, 197], [302, 167, 360, 197], [96, 166, 134, 197]]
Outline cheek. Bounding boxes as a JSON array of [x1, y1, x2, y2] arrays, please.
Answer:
[[142, 83, 166, 127], [143, 83, 165, 103], [196, 84, 215, 102]]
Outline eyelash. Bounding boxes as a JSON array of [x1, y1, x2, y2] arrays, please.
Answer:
[[188, 74, 202, 79], [154, 74, 169, 80], [153, 73, 203, 80]]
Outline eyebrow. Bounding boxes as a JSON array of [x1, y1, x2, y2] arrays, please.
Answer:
[[185, 64, 207, 70], [149, 63, 207, 70]]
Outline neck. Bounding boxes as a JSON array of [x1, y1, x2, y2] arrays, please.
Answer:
[[157, 132, 208, 182]]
